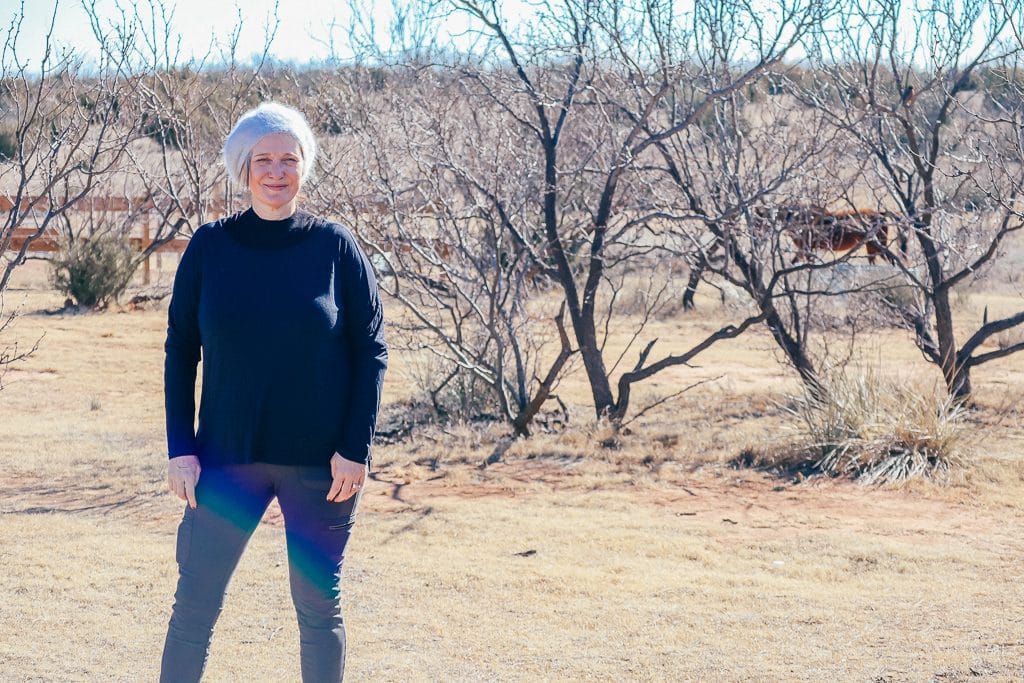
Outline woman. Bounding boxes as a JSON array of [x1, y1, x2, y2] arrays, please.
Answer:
[[160, 102, 387, 682]]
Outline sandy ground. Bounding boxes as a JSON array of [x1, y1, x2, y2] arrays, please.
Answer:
[[2, 467, 1024, 681], [2, 262, 1024, 681]]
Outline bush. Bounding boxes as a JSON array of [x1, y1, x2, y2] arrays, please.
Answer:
[[140, 112, 184, 149], [786, 367, 970, 484], [0, 127, 17, 160], [402, 347, 501, 423], [50, 235, 136, 308]]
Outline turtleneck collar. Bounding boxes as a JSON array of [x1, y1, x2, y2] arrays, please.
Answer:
[[225, 208, 315, 249]]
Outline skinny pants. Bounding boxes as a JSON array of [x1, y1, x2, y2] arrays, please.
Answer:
[[159, 463, 360, 683]]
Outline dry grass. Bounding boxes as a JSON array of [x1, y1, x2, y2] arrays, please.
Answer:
[[779, 368, 972, 484], [2, 261, 1024, 681]]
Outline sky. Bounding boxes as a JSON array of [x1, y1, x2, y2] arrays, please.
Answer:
[[0, 0, 1012, 73], [0, 0, 824, 70], [0, 0, 497, 69]]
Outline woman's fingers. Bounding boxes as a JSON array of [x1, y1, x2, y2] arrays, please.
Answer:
[[183, 476, 198, 509], [329, 478, 354, 502], [327, 476, 364, 502], [168, 455, 201, 507], [172, 476, 185, 500], [326, 476, 344, 502], [328, 452, 367, 502]]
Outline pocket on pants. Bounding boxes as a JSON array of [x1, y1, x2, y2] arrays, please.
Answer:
[[326, 488, 362, 529], [328, 489, 361, 528], [175, 507, 194, 567]]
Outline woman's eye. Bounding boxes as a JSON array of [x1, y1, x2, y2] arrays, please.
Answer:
[[251, 156, 298, 167]]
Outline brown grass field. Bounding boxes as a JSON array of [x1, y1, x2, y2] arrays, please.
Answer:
[[1, 258, 1024, 682]]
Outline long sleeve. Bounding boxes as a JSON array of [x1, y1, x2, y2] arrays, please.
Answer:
[[164, 228, 204, 457], [160, 212, 385, 469], [335, 232, 388, 465]]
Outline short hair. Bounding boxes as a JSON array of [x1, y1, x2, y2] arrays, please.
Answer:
[[222, 102, 317, 186]]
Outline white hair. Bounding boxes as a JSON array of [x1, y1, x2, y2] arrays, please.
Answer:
[[222, 102, 317, 186]]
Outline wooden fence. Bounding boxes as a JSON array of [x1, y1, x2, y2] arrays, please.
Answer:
[[2, 195, 224, 284]]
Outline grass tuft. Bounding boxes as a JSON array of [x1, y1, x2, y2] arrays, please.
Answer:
[[786, 368, 971, 485]]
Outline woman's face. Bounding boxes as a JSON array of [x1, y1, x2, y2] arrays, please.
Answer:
[[248, 132, 304, 214]]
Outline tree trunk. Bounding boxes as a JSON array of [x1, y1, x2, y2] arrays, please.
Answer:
[[930, 288, 973, 401], [723, 235, 823, 398], [682, 256, 705, 310], [576, 320, 615, 416], [540, 137, 616, 417], [918, 208, 969, 402], [763, 304, 823, 398], [947, 361, 972, 402]]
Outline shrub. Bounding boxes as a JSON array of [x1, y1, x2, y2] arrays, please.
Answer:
[[786, 367, 970, 484], [140, 112, 184, 149], [402, 346, 501, 423], [878, 281, 919, 313], [0, 127, 17, 160], [50, 235, 136, 308]]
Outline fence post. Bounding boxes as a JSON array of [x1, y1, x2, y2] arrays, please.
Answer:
[[142, 215, 151, 285]]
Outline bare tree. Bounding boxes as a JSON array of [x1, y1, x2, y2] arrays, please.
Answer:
[[0, 2, 138, 366], [799, 0, 1024, 401], [83, 1, 285, 284], [0, 302, 38, 389], [443, 0, 824, 420], [641, 69, 846, 397], [312, 66, 575, 433]]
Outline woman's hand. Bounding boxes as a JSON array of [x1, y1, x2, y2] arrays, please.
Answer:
[[168, 455, 201, 509], [327, 453, 367, 502]]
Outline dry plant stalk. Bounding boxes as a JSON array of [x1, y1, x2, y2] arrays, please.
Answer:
[[788, 368, 971, 485]]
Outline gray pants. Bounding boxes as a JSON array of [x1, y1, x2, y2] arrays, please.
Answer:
[[159, 462, 360, 682]]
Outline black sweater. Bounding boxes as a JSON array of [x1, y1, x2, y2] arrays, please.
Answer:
[[164, 208, 387, 467]]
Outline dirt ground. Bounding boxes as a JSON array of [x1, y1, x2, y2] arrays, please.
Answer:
[[2, 262, 1024, 681]]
